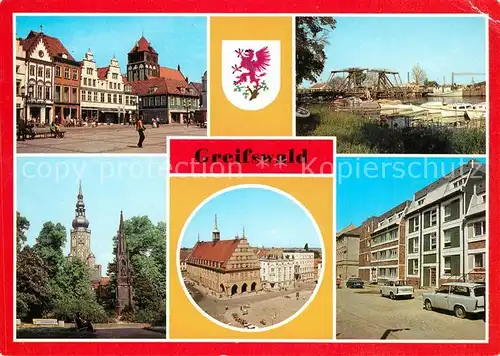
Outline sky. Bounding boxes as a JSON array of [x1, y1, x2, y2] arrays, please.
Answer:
[[182, 187, 322, 250], [16, 15, 207, 83], [16, 156, 166, 272], [336, 157, 487, 232], [311, 16, 486, 86]]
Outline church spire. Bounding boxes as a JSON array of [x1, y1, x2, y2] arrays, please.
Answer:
[[118, 210, 126, 254], [72, 181, 89, 229], [242, 226, 246, 238], [212, 214, 220, 242]]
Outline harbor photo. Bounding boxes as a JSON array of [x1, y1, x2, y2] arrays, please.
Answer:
[[178, 187, 323, 331], [296, 16, 487, 154]]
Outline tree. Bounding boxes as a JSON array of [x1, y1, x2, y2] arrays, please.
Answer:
[[16, 247, 52, 321], [16, 212, 30, 253], [424, 79, 439, 88], [33, 222, 66, 279], [412, 64, 427, 86], [296, 17, 336, 85], [304, 243, 309, 251], [51, 259, 108, 323]]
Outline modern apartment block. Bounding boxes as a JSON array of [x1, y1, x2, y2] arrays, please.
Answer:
[[405, 160, 486, 288], [357, 217, 379, 282], [369, 201, 409, 282]]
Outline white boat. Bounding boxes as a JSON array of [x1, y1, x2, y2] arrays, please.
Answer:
[[420, 102, 485, 120], [296, 107, 311, 118], [379, 103, 429, 116], [427, 89, 463, 97]]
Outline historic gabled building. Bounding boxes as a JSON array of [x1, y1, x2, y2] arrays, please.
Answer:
[[405, 160, 486, 288], [53, 47, 81, 124], [116, 211, 133, 316], [126, 36, 201, 124], [369, 201, 409, 282], [15, 38, 27, 123], [80, 49, 137, 123], [67, 182, 101, 283], [20, 30, 57, 125], [185, 215, 261, 296]]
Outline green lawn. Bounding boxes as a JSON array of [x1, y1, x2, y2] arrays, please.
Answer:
[[297, 105, 486, 154]]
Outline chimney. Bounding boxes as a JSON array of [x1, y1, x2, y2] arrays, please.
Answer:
[[186, 76, 189, 83], [177, 64, 181, 71]]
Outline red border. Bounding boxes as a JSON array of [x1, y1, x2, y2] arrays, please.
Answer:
[[1, 1, 499, 355]]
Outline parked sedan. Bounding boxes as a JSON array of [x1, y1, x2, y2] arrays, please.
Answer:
[[380, 280, 414, 299], [423, 282, 485, 319], [346, 277, 364, 289]]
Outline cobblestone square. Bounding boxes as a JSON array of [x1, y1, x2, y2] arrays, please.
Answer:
[[16, 124, 206, 154]]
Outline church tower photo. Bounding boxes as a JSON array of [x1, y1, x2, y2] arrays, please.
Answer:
[[68, 181, 101, 282]]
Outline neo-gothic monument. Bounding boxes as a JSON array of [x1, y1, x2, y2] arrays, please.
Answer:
[[68, 181, 101, 281], [116, 211, 133, 316]]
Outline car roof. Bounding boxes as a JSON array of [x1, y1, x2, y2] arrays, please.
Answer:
[[441, 282, 484, 287]]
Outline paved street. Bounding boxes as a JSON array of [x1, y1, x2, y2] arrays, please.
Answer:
[[186, 281, 317, 328], [336, 285, 485, 340], [17, 124, 206, 154]]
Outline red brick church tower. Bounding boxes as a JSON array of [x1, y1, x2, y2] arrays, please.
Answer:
[[127, 36, 160, 82], [116, 211, 133, 316]]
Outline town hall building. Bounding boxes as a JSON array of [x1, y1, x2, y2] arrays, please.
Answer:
[[185, 215, 262, 296]]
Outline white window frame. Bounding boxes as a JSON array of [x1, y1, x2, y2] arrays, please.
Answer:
[[444, 256, 452, 274], [474, 253, 485, 268]]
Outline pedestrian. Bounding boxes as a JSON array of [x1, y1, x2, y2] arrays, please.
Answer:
[[136, 116, 145, 148]]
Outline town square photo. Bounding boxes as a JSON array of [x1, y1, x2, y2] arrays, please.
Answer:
[[15, 156, 166, 338], [336, 157, 486, 340], [15, 15, 207, 153], [178, 186, 323, 331], [296, 16, 487, 154]]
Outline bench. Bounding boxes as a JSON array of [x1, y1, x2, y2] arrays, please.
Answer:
[[33, 129, 66, 139], [33, 318, 58, 326]]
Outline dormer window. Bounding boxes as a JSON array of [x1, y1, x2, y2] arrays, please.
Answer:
[[452, 177, 467, 189], [417, 198, 424, 206], [61, 53, 68, 59], [148, 87, 158, 94]]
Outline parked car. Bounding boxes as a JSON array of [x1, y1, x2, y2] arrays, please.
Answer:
[[379, 280, 414, 299], [346, 277, 364, 289], [423, 282, 485, 319]]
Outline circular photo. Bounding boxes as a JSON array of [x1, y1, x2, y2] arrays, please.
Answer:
[[178, 185, 324, 331]]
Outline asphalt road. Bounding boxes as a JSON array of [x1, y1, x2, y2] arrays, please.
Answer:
[[16, 124, 206, 153], [336, 286, 486, 340]]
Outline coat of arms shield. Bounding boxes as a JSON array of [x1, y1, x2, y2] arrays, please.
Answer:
[[221, 40, 281, 111]]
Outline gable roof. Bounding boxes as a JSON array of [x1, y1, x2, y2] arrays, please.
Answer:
[[97, 67, 109, 80], [187, 239, 242, 268], [22, 31, 75, 61], [191, 82, 203, 94], [129, 36, 158, 55]]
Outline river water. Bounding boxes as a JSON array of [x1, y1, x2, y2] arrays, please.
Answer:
[[404, 96, 486, 105]]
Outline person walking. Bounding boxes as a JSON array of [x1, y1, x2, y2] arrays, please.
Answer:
[[136, 116, 145, 148]]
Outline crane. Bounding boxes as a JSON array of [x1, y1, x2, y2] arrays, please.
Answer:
[[451, 72, 485, 86]]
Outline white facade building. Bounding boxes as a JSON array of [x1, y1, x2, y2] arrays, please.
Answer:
[[22, 32, 55, 124], [283, 251, 315, 282], [15, 39, 27, 123], [260, 258, 295, 290], [80, 49, 138, 123]]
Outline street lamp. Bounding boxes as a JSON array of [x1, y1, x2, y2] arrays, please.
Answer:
[[183, 98, 189, 125], [21, 84, 34, 127]]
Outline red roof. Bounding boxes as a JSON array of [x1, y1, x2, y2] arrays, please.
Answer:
[[97, 67, 109, 80], [191, 82, 203, 94], [160, 66, 185, 81], [180, 250, 191, 262], [255, 249, 269, 258], [22, 31, 75, 61], [187, 239, 242, 268], [130, 76, 199, 97], [129, 36, 158, 55]]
